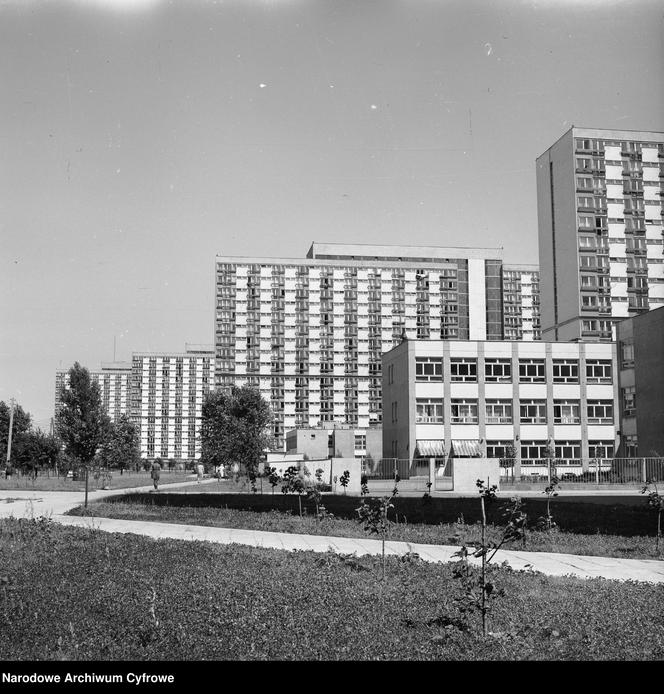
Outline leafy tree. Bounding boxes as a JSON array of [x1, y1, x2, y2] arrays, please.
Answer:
[[281, 465, 305, 517], [55, 362, 111, 506], [97, 414, 140, 474], [14, 430, 61, 477], [200, 386, 272, 479], [0, 400, 32, 467], [265, 466, 281, 495]]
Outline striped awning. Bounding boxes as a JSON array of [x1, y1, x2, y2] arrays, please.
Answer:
[[452, 440, 482, 458], [415, 440, 446, 457]]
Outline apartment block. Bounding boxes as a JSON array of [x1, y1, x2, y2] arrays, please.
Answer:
[[502, 264, 541, 340], [130, 345, 214, 461], [537, 127, 664, 342], [215, 242, 513, 447], [55, 362, 132, 425], [382, 339, 618, 478], [616, 306, 664, 457]]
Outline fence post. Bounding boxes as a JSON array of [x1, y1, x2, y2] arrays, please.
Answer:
[[595, 458, 599, 485], [429, 457, 435, 489], [642, 457, 647, 484], [547, 458, 551, 484]]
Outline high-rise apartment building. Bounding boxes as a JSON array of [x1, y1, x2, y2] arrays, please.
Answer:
[[130, 345, 213, 461], [502, 264, 541, 341], [537, 127, 664, 342], [215, 242, 536, 447], [55, 362, 132, 425], [56, 348, 213, 462]]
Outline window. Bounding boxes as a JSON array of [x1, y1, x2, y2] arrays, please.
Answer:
[[553, 400, 580, 424], [520, 400, 547, 424], [622, 386, 636, 416], [624, 435, 638, 458], [587, 400, 614, 424], [484, 358, 512, 383], [520, 441, 549, 462], [450, 399, 478, 424], [586, 360, 612, 383], [552, 360, 579, 383], [415, 357, 443, 382], [391, 401, 398, 423], [519, 359, 545, 383], [486, 441, 514, 459], [589, 441, 615, 459], [450, 358, 477, 382], [416, 398, 444, 424], [621, 342, 634, 367], [485, 400, 513, 424], [354, 434, 366, 451], [555, 441, 581, 461]]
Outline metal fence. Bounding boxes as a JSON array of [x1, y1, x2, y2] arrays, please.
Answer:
[[362, 458, 420, 481], [501, 457, 664, 485]]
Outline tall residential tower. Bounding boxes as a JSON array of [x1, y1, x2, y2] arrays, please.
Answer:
[[215, 242, 537, 447], [536, 127, 664, 342]]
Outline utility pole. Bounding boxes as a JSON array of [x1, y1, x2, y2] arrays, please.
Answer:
[[6, 397, 15, 467]]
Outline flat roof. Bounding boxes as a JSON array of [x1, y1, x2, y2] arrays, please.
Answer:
[[306, 241, 504, 261]]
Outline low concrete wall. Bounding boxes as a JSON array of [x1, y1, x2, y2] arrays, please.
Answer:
[[453, 458, 501, 493], [330, 458, 362, 495]]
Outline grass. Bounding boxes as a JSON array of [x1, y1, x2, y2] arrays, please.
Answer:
[[1, 516, 662, 661], [68, 500, 664, 560], [0, 471, 194, 493]]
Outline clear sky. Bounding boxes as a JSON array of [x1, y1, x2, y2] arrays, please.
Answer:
[[1, 0, 662, 429]]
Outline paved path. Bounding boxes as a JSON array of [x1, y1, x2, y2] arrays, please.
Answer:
[[1, 485, 663, 584]]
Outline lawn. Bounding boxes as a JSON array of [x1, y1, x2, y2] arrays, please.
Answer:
[[68, 498, 664, 561], [1, 516, 662, 661], [0, 470, 194, 493]]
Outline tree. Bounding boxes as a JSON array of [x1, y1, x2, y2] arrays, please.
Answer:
[[200, 386, 272, 479], [14, 430, 61, 477], [55, 363, 111, 506], [97, 414, 140, 474], [0, 400, 32, 466]]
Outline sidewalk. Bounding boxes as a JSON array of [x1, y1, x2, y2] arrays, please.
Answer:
[[1, 485, 663, 584]]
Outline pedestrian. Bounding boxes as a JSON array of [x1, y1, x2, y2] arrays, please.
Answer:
[[150, 459, 161, 491], [196, 462, 204, 483], [5, 465, 12, 480]]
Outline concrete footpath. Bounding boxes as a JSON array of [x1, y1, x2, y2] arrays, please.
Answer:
[[1, 482, 663, 585]]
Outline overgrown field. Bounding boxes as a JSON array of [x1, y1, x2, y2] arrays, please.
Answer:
[[68, 500, 663, 560], [1, 517, 663, 661]]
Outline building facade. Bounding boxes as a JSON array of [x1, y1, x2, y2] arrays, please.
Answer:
[[55, 362, 132, 425], [502, 264, 541, 340], [616, 306, 664, 457], [215, 242, 540, 448], [382, 339, 618, 477], [536, 127, 664, 342], [285, 426, 383, 462], [130, 345, 214, 461]]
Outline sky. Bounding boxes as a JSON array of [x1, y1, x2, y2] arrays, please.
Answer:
[[1, 0, 662, 429]]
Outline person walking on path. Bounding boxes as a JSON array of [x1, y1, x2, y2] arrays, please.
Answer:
[[196, 462, 204, 483], [150, 460, 161, 491]]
